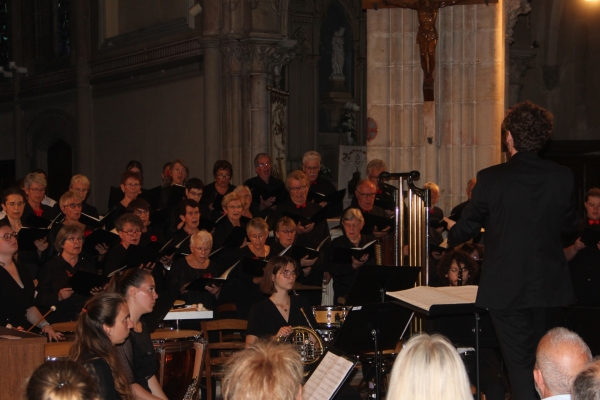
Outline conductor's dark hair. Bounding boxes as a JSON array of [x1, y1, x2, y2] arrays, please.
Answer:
[[1, 186, 26, 205], [125, 160, 143, 176], [213, 160, 233, 177], [436, 249, 478, 285], [585, 188, 600, 202], [186, 178, 204, 191], [501, 100, 553, 153], [179, 198, 200, 217], [26, 360, 99, 400], [260, 255, 298, 295], [108, 268, 152, 297]]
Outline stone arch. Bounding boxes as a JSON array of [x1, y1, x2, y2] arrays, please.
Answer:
[[320, 0, 359, 40], [25, 109, 76, 172]]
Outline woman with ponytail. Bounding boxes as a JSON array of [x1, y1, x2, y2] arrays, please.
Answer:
[[109, 268, 167, 400], [70, 293, 133, 400]]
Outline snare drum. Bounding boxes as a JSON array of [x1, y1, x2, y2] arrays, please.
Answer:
[[52, 321, 78, 341], [151, 329, 204, 400], [312, 306, 350, 329]]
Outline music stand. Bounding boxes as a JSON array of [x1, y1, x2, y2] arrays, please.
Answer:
[[332, 302, 414, 400], [345, 265, 421, 305]]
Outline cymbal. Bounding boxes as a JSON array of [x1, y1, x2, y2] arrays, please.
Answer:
[[293, 282, 322, 291]]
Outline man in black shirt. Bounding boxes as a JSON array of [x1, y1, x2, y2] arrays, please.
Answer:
[[244, 153, 285, 218]]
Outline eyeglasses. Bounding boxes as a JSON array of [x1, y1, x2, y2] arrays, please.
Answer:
[[356, 191, 376, 199], [63, 203, 82, 209], [304, 166, 319, 171], [192, 246, 211, 253], [72, 188, 88, 193], [449, 268, 468, 274], [125, 183, 140, 188], [278, 229, 296, 235], [66, 237, 84, 243], [280, 270, 298, 278], [0, 232, 18, 241], [257, 162, 271, 168], [289, 186, 306, 193], [134, 209, 150, 216], [120, 229, 142, 236], [5, 201, 24, 208], [216, 174, 231, 179], [249, 233, 265, 240], [173, 168, 186, 174], [188, 190, 203, 197], [226, 205, 242, 210], [29, 188, 45, 193]]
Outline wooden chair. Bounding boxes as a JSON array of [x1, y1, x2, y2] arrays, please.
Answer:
[[201, 319, 247, 400]]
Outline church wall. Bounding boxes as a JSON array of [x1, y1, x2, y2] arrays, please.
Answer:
[[0, 112, 15, 161], [91, 72, 204, 213]]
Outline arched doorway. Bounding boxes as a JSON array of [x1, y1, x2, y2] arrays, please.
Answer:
[[47, 140, 72, 201]]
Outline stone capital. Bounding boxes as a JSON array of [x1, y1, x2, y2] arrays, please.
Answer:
[[220, 41, 244, 73], [241, 39, 297, 74]]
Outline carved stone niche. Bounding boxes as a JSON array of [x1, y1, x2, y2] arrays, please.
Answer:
[[542, 65, 560, 91], [508, 47, 536, 105]]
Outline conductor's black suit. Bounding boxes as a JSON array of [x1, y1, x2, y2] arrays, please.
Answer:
[[448, 150, 579, 400]]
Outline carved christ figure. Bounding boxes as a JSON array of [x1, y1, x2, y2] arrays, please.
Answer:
[[382, 0, 464, 87]]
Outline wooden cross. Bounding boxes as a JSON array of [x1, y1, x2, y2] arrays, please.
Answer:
[[362, 0, 497, 101]]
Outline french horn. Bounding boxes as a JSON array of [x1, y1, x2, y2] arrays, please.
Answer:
[[278, 326, 325, 366]]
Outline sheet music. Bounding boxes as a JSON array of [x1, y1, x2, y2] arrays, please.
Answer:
[[387, 285, 478, 312], [303, 352, 354, 400]]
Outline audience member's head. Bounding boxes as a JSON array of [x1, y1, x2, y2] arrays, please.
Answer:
[[534, 327, 592, 399], [221, 340, 303, 400], [26, 360, 99, 400], [387, 333, 472, 400], [573, 359, 600, 400]]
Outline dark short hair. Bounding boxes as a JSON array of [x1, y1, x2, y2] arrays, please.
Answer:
[[213, 160, 233, 177], [179, 198, 200, 217], [259, 255, 298, 295], [120, 170, 142, 186], [186, 178, 204, 191], [501, 101, 553, 153], [114, 213, 143, 231], [253, 153, 271, 167], [2, 186, 26, 205], [125, 160, 143, 176], [585, 188, 600, 202], [436, 249, 478, 285], [126, 198, 150, 213]]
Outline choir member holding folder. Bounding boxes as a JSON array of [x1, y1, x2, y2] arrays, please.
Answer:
[[303, 151, 343, 218], [22, 172, 57, 221], [327, 208, 375, 305], [243, 153, 286, 218], [103, 214, 155, 277], [104, 171, 142, 231], [200, 160, 236, 216], [37, 225, 104, 323], [69, 174, 99, 218], [168, 230, 222, 309], [233, 185, 254, 219], [211, 193, 248, 266]]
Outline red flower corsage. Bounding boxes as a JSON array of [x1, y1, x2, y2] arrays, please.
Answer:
[[150, 235, 158, 242], [84, 230, 93, 237], [203, 272, 213, 278]]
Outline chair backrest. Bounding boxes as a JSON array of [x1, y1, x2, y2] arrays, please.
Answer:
[[203, 319, 247, 344]]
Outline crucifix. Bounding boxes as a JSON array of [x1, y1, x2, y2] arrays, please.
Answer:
[[362, 0, 495, 101]]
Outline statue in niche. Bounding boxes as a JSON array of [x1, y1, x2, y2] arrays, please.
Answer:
[[331, 27, 345, 78], [382, 0, 464, 89]]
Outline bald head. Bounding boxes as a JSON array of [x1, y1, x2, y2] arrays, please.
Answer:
[[534, 328, 592, 398]]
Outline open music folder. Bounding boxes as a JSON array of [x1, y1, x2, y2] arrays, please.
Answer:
[[386, 285, 478, 316], [302, 347, 357, 400]]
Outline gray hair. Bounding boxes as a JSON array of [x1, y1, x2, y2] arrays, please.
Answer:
[[366, 159, 386, 173], [302, 151, 321, 165], [573, 360, 600, 400], [24, 172, 47, 189], [190, 230, 213, 248], [341, 208, 364, 224], [537, 327, 593, 396]]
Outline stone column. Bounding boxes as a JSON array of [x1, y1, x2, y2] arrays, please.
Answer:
[[10, 0, 24, 176], [200, 39, 222, 182], [221, 42, 244, 184], [73, 0, 94, 179]]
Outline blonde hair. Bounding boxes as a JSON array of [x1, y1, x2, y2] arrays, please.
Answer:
[[222, 340, 303, 400], [367, 159, 386, 173], [246, 217, 269, 234], [70, 174, 90, 187], [190, 230, 213, 248], [423, 182, 440, 196], [60, 191, 80, 207], [387, 334, 472, 400], [221, 192, 241, 209]]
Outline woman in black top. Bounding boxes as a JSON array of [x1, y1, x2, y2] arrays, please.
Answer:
[[37, 225, 102, 323], [110, 269, 167, 399], [70, 293, 133, 400], [200, 160, 236, 219], [246, 255, 317, 346], [0, 223, 62, 340], [104, 171, 142, 232], [327, 208, 376, 304], [168, 230, 222, 309], [22, 172, 57, 221]]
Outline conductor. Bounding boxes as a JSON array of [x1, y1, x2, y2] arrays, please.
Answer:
[[445, 101, 579, 400]]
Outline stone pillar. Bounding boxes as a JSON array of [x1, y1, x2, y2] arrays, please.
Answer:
[[73, 0, 94, 179], [221, 42, 244, 184], [201, 39, 222, 182], [10, 0, 24, 177]]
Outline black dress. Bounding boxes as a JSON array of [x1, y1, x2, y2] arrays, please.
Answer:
[[0, 262, 35, 328], [569, 218, 600, 306], [36, 255, 97, 323], [116, 321, 160, 392], [326, 234, 376, 304], [309, 177, 342, 218], [246, 295, 318, 338], [167, 257, 223, 309], [82, 353, 122, 400], [103, 243, 127, 277]]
